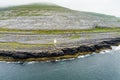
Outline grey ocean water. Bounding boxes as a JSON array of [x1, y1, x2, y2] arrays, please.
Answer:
[[0, 46, 120, 80]]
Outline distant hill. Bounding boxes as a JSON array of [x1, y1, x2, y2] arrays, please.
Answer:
[[0, 3, 120, 30]]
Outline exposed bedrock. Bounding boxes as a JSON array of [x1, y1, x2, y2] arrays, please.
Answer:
[[0, 37, 120, 60]]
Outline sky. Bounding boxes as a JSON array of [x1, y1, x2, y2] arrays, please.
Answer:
[[0, 0, 120, 17]]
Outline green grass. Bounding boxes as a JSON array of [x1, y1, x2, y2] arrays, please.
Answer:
[[69, 35, 81, 39], [0, 3, 70, 17], [33, 27, 120, 34], [118, 20, 120, 22], [84, 11, 115, 18], [0, 27, 120, 34], [0, 42, 54, 49], [0, 3, 69, 12]]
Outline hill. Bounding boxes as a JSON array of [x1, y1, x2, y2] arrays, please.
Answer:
[[0, 3, 120, 30]]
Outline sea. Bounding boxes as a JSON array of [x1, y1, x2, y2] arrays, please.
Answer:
[[0, 46, 120, 80]]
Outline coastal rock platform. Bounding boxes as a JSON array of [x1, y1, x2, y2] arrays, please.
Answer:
[[0, 32, 119, 62]]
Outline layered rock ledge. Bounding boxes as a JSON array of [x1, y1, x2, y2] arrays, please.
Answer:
[[0, 37, 120, 62]]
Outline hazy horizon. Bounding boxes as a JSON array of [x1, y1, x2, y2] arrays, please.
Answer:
[[0, 0, 120, 17]]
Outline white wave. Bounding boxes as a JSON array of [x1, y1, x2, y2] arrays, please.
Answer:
[[105, 50, 111, 53], [0, 61, 25, 64], [78, 54, 90, 58], [55, 60, 60, 62], [61, 59, 68, 61], [112, 45, 120, 50], [99, 50, 111, 54], [51, 58, 76, 62], [68, 58, 75, 60], [99, 51, 106, 54], [27, 61, 38, 64]]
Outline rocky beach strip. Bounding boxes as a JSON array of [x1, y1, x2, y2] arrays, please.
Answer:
[[0, 37, 120, 62]]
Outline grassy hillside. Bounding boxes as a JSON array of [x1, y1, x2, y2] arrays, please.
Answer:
[[0, 3, 119, 30], [0, 3, 116, 18], [0, 3, 120, 53], [0, 3, 70, 17], [0, 3, 68, 11]]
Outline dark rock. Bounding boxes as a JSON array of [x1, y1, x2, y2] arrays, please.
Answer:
[[11, 53, 28, 59], [62, 48, 78, 55], [0, 51, 13, 57], [93, 43, 111, 50], [25, 52, 49, 58], [77, 45, 95, 52], [48, 50, 64, 57], [101, 38, 120, 46]]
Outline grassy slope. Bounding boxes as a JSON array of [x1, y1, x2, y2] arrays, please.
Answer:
[[83, 11, 116, 19], [0, 3, 119, 34], [0, 3, 117, 18], [0, 27, 119, 50], [0, 42, 54, 51], [0, 27, 120, 34], [0, 3, 67, 11], [0, 3, 119, 49], [0, 3, 70, 17]]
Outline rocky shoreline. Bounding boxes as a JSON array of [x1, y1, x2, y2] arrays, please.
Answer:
[[0, 37, 120, 62], [0, 3, 120, 62]]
